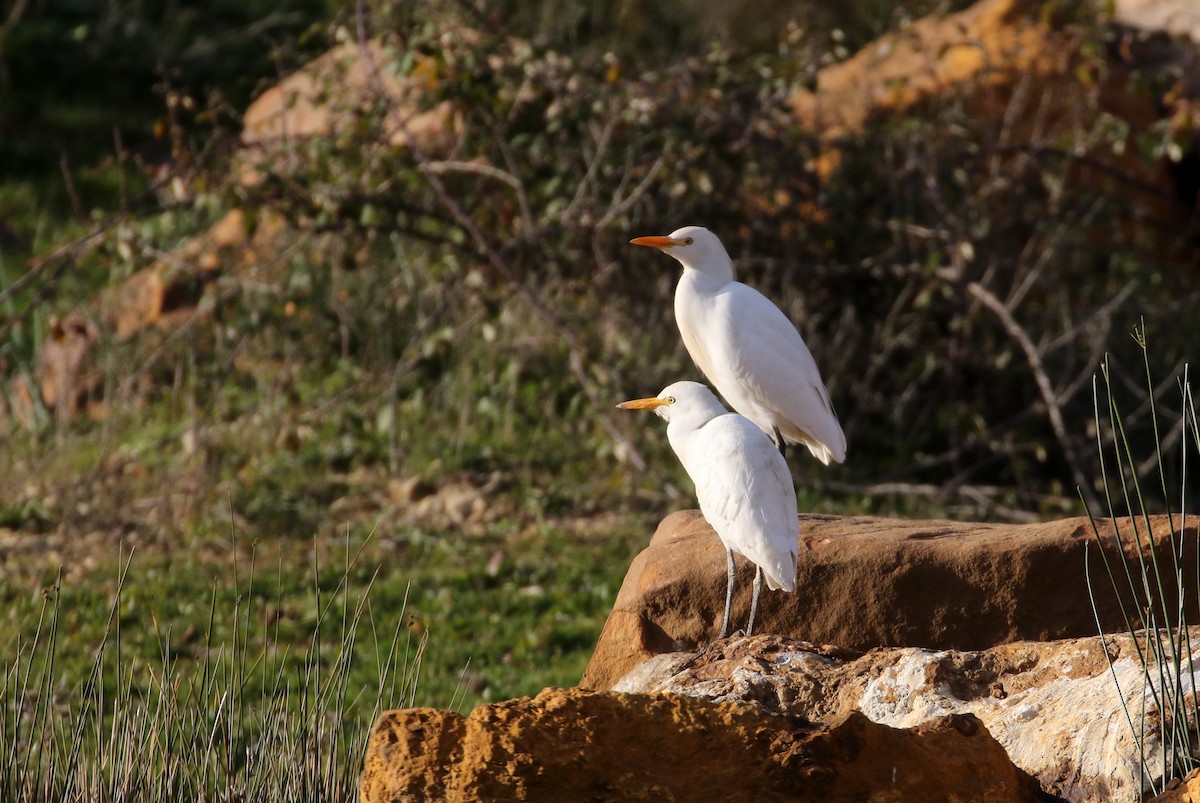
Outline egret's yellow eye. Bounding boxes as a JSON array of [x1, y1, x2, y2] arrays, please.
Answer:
[[683, 237, 694, 245], [666, 396, 676, 404]]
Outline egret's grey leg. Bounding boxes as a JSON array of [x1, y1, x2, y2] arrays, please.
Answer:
[[719, 547, 735, 639], [747, 566, 764, 636], [772, 425, 786, 458]]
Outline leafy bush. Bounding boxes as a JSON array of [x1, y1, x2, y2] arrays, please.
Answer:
[[7, 0, 1199, 523], [180, 0, 1195, 515]]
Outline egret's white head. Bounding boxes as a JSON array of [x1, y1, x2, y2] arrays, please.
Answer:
[[630, 226, 734, 280], [616, 380, 728, 427]]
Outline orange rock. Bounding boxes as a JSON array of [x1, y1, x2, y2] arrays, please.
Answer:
[[359, 688, 1046, 802], [616, 631, 1190, 801], [1114, 0, 1200, 44], [36, 314, 100, 419], [240, 39, 460, 171], [100, 266, 169, 339], [788, 0, 1195, 243], [581, 510, 1199, 691], [95, 209, 269, 339], [791, 0, 1068, 144], [1153, 769, 1200, 802]]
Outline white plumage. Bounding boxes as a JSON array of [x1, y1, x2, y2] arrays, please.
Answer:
[[618, 381, 798, 637], [631, 226, 846, 465]]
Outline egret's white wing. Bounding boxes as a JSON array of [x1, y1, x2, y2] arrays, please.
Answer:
[[685, 282, 846, 464], [687, 415, 799, 591], [716, 284, 845, 462]]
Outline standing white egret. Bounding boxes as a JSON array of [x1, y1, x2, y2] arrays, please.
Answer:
[[618, 381, 798, 638], [630, 226, 846, 465]]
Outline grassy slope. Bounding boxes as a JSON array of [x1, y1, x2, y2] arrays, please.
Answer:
[[1, 311, 883, 714], [9, 0, 1179, 795]]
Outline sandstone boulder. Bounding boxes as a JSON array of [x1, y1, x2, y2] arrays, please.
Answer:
[[94, 209, 272, 340], [98, 35, 463, 348], [788, 0, 1177, 153], [11, 31, 467, 426], [36, 313, 101, 421], [359, 687, 1047, 802], [580, 511, 1199, 690], [1114, 0, 1200, 44], [791, 0, 1079, 145], [2, 313, 102, 430], [616, 631, 1200, 802], [789, 0, 1195, 239], [1154, 769, 1200, 802], [241, 38, 459, 169]]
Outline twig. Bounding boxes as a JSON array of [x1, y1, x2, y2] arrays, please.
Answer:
[[966, 280, 1099, 511], [422, 159, 535, 231], [0, 229, 106, 305], [1043, 280, 1137, 355], [59, 154, 87, 223], [559, 112, 617, 223], [488, 117, 537, 233], [596, 153, 665, 230], [987, 143, 1195, 218], [0, 133, 233, 343], [0, 0, 30, 48]]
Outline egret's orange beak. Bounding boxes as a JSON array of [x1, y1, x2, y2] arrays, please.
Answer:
[[616, 396, 670, 411], [630, 235, 682, 249]]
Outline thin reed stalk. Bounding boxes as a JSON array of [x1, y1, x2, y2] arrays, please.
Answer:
[[0, 533, 413, 802], [1086, 329, 1200, 798]]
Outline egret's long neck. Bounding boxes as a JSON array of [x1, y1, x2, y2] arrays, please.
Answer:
[[666, 407, 727, 466], [666, 419, 703, 470], [678, 264, 732, 296], [684, 246, 735, 282]]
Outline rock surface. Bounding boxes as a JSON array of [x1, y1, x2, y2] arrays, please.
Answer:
[[788, 0, 1177, 157], [359, 687, 1047, 802], [791, 0, 1081, 144], [1114, 0, 1200, 44], [241, 38, 459, 163], [788, 0, 1195, 240], [580, 510, 1199, 691], [615, 632, 1200, 802], [1154, 769, 1200, 802], [96, 208, 270, 340]]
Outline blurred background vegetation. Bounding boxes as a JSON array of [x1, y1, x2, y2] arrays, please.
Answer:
[[0, 0, 1198, 770]]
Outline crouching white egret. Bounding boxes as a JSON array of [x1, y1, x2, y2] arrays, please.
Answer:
[[630, 226, 846, 465], [618, 380, 798, 638]]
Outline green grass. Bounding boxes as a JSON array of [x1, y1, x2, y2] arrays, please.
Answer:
[[0, 497, 647, 798], [0, 519, 642, 711], [2, 544, 401, 800]]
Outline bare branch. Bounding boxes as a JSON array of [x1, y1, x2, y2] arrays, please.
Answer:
[[966, 280, 1099, 510], [559, 112, 617, 223], [422, 159, 536, 232], [596, 154, 666, 230]]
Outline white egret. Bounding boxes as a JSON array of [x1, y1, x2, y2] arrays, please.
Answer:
[[618, 381, 798, 638], [630, 226, 846, 465]]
